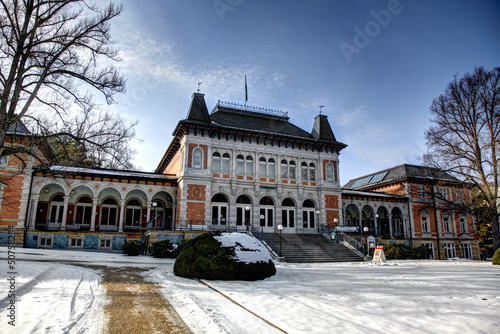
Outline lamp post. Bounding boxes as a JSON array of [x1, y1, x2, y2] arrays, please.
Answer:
[[277, 224, 283, 257], [315, 209, 320, 232], [152, 201, 158, 229], [374, 213, 379, 236], [363, 226, 369, 256], [245, 206, 250, 232]]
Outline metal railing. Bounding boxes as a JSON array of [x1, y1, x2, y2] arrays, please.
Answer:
[[250, 226, 279, 255]]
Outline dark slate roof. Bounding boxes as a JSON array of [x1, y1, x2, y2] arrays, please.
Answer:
[[311, 114, 336, 142], [185, 93, 211, 123], [49, 166, 177, 181], [209, 105, 313, 139], [343, 164, 461, 189], [7, 120, 31, 135]]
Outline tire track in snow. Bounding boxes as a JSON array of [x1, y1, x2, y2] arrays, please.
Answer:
[[197, 279, 289, 334]]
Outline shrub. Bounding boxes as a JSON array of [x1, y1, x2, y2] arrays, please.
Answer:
[[149, 239, 176, 258], [174, 232, 276, 281], [120, 240, 143, 256], [492, 248, 500, 265], [383, 243, 432, 260]]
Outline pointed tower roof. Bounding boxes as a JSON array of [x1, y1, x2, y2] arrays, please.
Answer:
[[311, 114, 336, 142], [185, 92, 210, 123]]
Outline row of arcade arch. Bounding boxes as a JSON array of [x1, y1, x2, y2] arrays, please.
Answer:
[[209, 193, 319, 233], [28, 182, 176, 232], [344, 204, 407, 238]]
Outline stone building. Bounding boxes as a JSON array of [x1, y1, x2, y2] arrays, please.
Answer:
[[0, 93, 480, 259]]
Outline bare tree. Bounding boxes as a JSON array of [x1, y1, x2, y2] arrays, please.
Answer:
[[424, 66, 500, 251], [0, 0, 136, 169]]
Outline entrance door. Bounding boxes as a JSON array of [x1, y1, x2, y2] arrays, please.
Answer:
[[281, 198, 296, 233]]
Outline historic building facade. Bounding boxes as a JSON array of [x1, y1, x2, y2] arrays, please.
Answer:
[[0, 93, 480, 259]]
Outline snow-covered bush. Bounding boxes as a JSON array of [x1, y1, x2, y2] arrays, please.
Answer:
[[149, 239, 177, 258], [492, 248, 500, 265], [120, 240, 143, 256], [174, 232, 276, 280]]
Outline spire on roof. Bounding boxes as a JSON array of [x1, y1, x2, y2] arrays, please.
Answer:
[[186, 92, 211, 123], [311, 114, 336, 142]]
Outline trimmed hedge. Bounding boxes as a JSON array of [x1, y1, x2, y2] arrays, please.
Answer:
[[173, 232, 276, 281], [383, 243, 432, 260], [120, 240, 143, 256], [149, 239, 177, 258], [492, 248, 500, 265]]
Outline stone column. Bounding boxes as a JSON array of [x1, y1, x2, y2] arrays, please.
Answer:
[[90, 198, 98, 231], [60, 196, 69, 230], [29, 195, 40, 230], [388, 214, 393, 238], [118, 200, 126, 232]]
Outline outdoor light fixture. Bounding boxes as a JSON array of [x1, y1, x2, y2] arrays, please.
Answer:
[[277, 224, 283, 257], [152, 202, 157, 207], [260, 214, 265, 219]]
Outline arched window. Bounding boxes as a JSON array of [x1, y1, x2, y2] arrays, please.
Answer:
[[151, 200, 165, 229], [268, 158, 275, 178], [345, 204, 359, 227], [282, 198, 295, 228], [222, 153, 230, 173], [193, 147, 203, 169], [301, 162, 308, 181], [211, 193, 228, 225], [245, 156, 253, 175], [212, 152, 221, 173], [259, 196, 274, 227], [281, 160, 288, 179], [236, 155, 244, 175], [289, 161, 296, 179], [236, 195, 252, 226], [392, 207, 404, 237], [100, 198, 118, 230], [259, 157, 267, 177], [326, 163, 334, 182], [74, 196, 92, 225], [309, 163, 316, 181], [302, 199, 316, 229], [125, 199, 142, 227], [49, 194, 65, 225]]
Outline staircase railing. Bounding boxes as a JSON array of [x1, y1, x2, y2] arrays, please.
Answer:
[[250, 226, 279, 257], [337, 232, 365, 257]]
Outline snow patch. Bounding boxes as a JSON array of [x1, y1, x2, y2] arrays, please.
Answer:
[[213, 232, 273, 264]]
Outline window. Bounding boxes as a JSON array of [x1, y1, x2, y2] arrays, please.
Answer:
[[289, 161, 296, 179], [326, 163, 334, 182], [49, 194, 65, 225], [74, 196, 92, 225], [236, 155, 244, 175], [236, 195, 252, 226], [281, 198, 295, 228], [421, 213, 430, 233], [99, 238, 112, 249], [422, 242, 434, 259], [443, 215, 451, 233], [440, 188, 448, 200], [302, 200, 316, 229], [125, 199, 142, 227], [245, 156, 253, 175], [259, 196, 274, 227], [100, 198, 118, 228], [268, 158, 275, 178], [211, 194, 228, 225], [192, 148, 203, 169], [222, 153, 230, 173], [444, 242, 456, 259], [281, 160, 288, 179], [418, 186, 426, 200], [456, 190, 463, 203], [39, 236, 53, 248], [70, 238, 83, 248], [461, 242, 472, 259], [0, 155, 8, 166], [309, 163, 316, 181], [212, 152, 221, 173], [301, 162, 308, 180], [259, 157, 267, 177], [459, 216, 467, 234]]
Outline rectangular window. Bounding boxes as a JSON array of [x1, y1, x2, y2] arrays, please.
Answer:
[[212, 206, 219, 224], [310, 168, 315, 181], [443, 216, 451, 233], [259, 161, 267, 177], [440, 188, 448, 200], [421, 215, 429, 232], [267, 208, 273, 227], [236, 159, 244, 175], [418, 186, 426, 200], [222, 156, 230, 174], [301, 166, 308, 181], [100, 238, 112, 249], [260, 208, 266, 227], [268, 162, 275, 178], [461, 243, 472, 259], [39, 237, 53, 248], [245, 159, 253, 176], [237, 207, 243, 226], [70, 238, 83, 248], [422, 242, 434, 259], [459, 216, 467, 233], [289, 164, 296, 179], [0, 155, 8, 165], [444, 242, 456, 259], [282, 209, 288, 228]]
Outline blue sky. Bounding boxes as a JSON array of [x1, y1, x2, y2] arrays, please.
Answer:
[[107, 0, 500, 184]]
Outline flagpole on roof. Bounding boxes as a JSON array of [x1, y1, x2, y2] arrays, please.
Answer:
[[245, 75, 248, 110]]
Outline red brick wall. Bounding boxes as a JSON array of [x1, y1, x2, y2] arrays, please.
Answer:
[[187, 143, 208, 169], [186, 202, 206, 222], [187, 184, 206, 201], [325, 195, 339, 209], [322, 160, 338, 182]]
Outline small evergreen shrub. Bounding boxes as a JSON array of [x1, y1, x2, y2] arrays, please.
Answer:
[[383, 243, 432, 260], [492, 248, 500, 265], [149, 239, 176, 258], [174, 232, 276, 281], [120, 240, 143, 256]]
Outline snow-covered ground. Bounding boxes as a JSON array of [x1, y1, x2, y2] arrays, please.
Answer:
[[1, 247, 499, 334]]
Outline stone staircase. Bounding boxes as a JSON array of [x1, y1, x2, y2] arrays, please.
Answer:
[[267, 233, 364, 263]]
